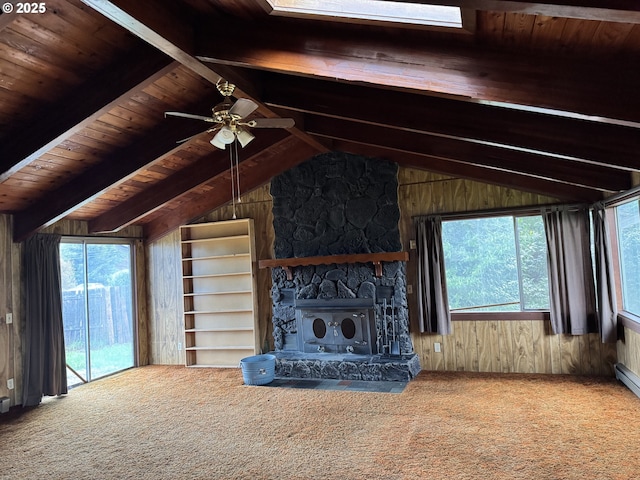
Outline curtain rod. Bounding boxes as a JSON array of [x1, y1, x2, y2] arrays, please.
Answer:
[[59, 234, 142, 241], [602, 184, 640, 207], [412, 202, 589, 222]]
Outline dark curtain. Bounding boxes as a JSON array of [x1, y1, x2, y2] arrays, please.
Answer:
[[415, 216, 452, 335], [592, 204, 618, 343], [543, 208, 598, 335], [22, 233, 67, 407]]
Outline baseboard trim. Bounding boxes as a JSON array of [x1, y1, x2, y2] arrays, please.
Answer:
[[614, 363, 640, 399]]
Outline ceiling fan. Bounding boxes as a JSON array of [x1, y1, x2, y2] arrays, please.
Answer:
[[164, 80, 295, 149]]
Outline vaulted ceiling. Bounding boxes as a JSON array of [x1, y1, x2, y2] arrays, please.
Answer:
[[1, 0, 639, 242]]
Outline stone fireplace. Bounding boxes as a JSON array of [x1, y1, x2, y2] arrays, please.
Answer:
[[267, 152, 421, 382]]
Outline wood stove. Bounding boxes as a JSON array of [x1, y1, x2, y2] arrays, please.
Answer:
[[295, 298, 376, 355]]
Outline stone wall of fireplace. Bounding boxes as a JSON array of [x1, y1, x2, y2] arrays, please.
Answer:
[[271, 152, 402, 259], [269, 152, 416, 362]]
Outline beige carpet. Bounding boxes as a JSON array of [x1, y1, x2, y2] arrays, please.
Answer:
[[1, 365, 640, 479]]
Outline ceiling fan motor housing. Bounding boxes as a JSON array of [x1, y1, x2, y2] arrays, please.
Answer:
[[212, 99, 235, 123]]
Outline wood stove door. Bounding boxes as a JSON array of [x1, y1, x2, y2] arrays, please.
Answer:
[[297, 310, 374, 354]]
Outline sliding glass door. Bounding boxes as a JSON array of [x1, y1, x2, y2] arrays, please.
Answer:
[[60, 239, 136, 387]]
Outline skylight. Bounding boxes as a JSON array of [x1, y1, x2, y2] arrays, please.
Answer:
[[264, 0, 464, 29]]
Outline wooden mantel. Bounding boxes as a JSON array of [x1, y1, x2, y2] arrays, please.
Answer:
[[258, 252, 409, 280]]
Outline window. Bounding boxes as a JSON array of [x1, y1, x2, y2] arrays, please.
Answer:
[[615, 199, 640, 316], [263, 0, 463, 29], [441, 215, 549, 312], [60, 239, 136, 386]]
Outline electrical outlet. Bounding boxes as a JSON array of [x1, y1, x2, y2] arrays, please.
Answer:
[[434, 342, 441, 353], [5, 313, 12, 324], [407, 284, 413, 295], [177, 342, 182, 351], [7, 378, 14, 390], [409, 240, 416, 250]]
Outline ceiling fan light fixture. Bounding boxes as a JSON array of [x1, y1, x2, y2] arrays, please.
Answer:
[[210, 135, 227, 149], [210, 126, 236, 148], [236, 129, 255, 148]]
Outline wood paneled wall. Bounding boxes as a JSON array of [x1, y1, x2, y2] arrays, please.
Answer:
[[147, 229, 184, 365], [618, 328, 640, 378], [145, 167, 619, 375], [413, 319, 616, 375], [0, 215, 20, 407]]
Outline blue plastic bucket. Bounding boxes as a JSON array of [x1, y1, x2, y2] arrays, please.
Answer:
[[240, 354, 276, 385]]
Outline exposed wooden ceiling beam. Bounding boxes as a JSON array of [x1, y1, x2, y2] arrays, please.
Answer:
[[330, 139, 602, 202], [143, 136, 318, 242], [88, 130, 289, 234], [196, 20, 640, 127], [261, 73, 640, 171], [0, 11, 17, 30], [0, 45, 172, 182], [81, 0, 328, 153], [304, 114, 629, 192], [12, 118, 210, 242]]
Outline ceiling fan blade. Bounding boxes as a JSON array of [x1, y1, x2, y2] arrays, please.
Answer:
[[164, 111, 217, 123], [229, 98, 259, 119], [246, 118, 295, 128]]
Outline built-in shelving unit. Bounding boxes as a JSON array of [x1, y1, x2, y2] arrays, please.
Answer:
[[180, 219, 259, 367]]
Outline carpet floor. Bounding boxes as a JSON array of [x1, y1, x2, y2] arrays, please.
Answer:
[[1, 365, 640, 479]]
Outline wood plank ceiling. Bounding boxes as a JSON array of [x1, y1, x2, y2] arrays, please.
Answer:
[[0, 0, 639, 242]]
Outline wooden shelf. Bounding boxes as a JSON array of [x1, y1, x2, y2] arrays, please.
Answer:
[[184, 290, 252, 297], [181, 234, 249, 245], [184, 309, 253, 315], [258, 251, 409, 279], [183, 272, 251, 279], [185, 346, 255, 351], [185, 327, 254, 333], [182, 253, 250, 262]]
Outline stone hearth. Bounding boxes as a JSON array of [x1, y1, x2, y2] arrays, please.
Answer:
[[268, 152, 420, 382], [274, 352, 421, 382]]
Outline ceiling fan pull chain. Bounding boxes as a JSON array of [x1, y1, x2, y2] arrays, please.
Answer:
[[234, 140, 242, 204], [230, 146, 237, 219]]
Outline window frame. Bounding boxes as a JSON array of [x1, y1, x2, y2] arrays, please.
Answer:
[[257, 0, 475, 33], [439, 211, 551, 320], [606, 195, 640, 331], [60, 235, 139, 384]]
